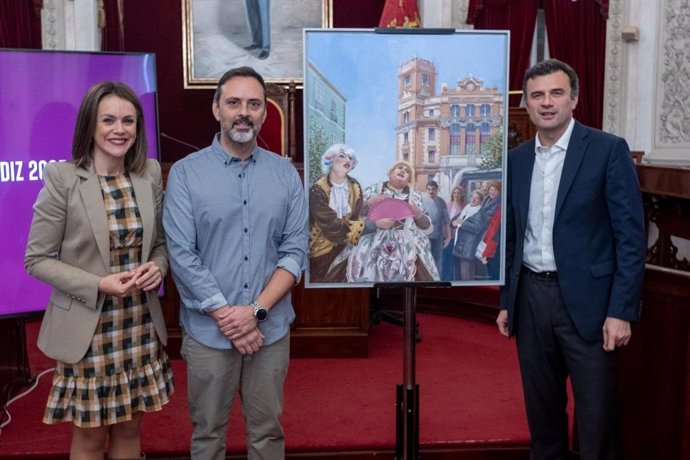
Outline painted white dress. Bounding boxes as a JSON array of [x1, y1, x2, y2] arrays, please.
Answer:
[[346, 182, 440, 282]]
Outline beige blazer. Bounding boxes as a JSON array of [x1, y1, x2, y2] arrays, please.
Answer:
[[25, 159, 168, 364]]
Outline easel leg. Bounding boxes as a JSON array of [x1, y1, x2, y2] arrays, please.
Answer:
[[395, 384, 403, 459], [395, 384, 420, 460]]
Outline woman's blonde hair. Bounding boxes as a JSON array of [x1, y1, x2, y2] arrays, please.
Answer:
[[387, 160, 416, 186]]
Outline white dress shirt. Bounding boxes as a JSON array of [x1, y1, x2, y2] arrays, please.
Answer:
[[522, 118, 576, 272]]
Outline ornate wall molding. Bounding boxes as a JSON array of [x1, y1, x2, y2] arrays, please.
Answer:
[[656, 0, 690, 145], [603, 0, 689, 166], [453, 0, 471, 29], [602, 0, 626, 136], [648, 0, 690, 165], [41, 0, 66, 50]]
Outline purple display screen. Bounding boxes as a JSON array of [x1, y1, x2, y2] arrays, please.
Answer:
[[0, 49, 159, 318]]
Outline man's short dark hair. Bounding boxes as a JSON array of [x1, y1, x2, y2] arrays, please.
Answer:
[[522, 59, 579, 99], [214, 66, 267, 103], [427, 180, 439, 189]]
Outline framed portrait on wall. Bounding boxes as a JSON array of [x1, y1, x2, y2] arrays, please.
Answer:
[[304, 28, 510, 288], [182, 0, 332, 88]]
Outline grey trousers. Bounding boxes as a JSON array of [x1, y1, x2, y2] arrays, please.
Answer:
[[182, 333, 290, 460]]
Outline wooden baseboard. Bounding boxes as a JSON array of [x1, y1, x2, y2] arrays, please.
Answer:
[[291, 329, 369, 358], [144, 442, 532, 459]]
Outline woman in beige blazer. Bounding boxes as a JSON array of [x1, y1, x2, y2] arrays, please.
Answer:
[[25, 82, 173, 460]]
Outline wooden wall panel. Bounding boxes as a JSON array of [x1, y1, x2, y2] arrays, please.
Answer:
[[291, 285, 370, 358], [616, 267, 690, 460], [507, 107, 537, 148], [613, 165, 690, 460]]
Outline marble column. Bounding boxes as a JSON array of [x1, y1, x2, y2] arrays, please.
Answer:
[[41, 0, 100, 51]]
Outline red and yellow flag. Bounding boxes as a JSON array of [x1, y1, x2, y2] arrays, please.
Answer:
[[379, 0, 421, 28]]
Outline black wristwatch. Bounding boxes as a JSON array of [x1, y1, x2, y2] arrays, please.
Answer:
[[251, 302, 269, 322]]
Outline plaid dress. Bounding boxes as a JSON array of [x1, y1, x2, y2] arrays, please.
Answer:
[[43, 174, 174, 427]]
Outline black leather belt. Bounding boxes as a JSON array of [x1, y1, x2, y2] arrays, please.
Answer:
[[521, 265, 558, 280]]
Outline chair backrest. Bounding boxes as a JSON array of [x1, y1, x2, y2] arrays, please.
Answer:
[[259, 83, 296, 158]]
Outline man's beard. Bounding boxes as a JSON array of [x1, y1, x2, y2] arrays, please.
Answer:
[[226, 116, 256, 144], [228, 128, 255, 144]]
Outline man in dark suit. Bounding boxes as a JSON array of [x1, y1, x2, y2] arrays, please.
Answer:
[[496, 59, 646, 459]]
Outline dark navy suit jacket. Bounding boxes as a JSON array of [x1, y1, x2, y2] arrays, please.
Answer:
[[499, 121, 646, 343]]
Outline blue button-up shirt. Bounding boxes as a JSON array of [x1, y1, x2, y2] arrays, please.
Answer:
[[163, 134, 308, 349]]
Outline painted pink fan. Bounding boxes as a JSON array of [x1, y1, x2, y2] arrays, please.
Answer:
[[367, 198, 415, 221]]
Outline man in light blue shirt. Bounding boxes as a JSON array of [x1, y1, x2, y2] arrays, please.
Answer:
[[163, 66, 308, 460]]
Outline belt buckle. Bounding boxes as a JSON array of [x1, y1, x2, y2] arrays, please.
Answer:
[[522, 266, 557, 280]]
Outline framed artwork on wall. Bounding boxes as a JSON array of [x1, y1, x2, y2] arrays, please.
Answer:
[[182, 0, 332, 88], [303, 28, 510, 288]]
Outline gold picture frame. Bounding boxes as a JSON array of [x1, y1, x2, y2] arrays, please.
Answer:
[[183, 0, 332, 88]]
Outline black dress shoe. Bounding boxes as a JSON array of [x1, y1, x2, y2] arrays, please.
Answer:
[[258, 50, 270, 59], [243, 44, 259, 50]]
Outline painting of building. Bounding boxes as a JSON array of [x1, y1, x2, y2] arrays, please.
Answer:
[[305, 60, 347, 184], [395, 58, 504, 193], [302, 29, 509, 287]]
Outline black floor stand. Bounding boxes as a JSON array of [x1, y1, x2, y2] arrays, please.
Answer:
[[396, 382, 419, 460], [374, 282, 449, 460], [370, 287, 421, 342]]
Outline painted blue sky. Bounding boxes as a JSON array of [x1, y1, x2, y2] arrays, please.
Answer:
[[304, 29, 508, 189]]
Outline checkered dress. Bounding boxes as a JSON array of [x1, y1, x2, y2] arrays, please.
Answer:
[[43, 174, 174, 427]]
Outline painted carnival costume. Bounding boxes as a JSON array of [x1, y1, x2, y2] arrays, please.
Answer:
[[309, 144, 365, 282], [347, 161, 439, 282]]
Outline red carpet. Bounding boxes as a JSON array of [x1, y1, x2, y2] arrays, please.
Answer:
[[0, 313, 531, 457]]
